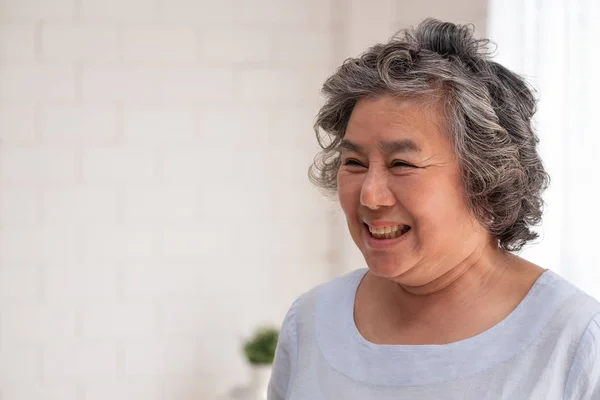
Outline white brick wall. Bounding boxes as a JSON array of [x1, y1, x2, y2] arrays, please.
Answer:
[[0, 227, 79, 263], [40, 105, 118, 145], [82, 302, 159, 340], [41, 24, 120, 61], [83, 380, 163, 400], [81, 0, 156, 22], [0, 64, 76, 102], [162, 66, 234, 103], [0, 265, 39, 300], [0, 23, 37, 59], [81, 66, 162, 103], [0, 344, 40, 381], [82, 148, 157, 183], [43, 263, 119, 300], [1, 304, 77, 344], [123, 107, 196, 145], [156, 0, 234, 23], [199, 28, 271, 63], [0, 107, 37, 144], [1, 383, 79, 400], [0, 188, 39, 224], [123, 27, 197, 62], [0, 0, 74, 19], [43, 343, 119, 380], [0, 0, 486, 399], [0, 148, 78, 183]]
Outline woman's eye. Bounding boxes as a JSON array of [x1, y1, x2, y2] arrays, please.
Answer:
[[391, 160, 413, 168], [343, 159, 365, 167]]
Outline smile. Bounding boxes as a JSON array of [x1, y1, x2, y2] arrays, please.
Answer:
[[365, 223, 411, 240]]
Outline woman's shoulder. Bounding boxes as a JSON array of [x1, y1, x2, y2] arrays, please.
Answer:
[[284, 268, 367, 321], [563, 312, 600, 399], [541, 269, 600, 319], [315, 267, 368, 299], [532, 270, 600, 349], [278, 268, 365, 335]]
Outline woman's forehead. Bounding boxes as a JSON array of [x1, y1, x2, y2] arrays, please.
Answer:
[[345, 95, 451, 152]]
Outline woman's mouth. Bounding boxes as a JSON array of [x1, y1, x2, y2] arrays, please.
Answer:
[[365, 223, 411, 240]]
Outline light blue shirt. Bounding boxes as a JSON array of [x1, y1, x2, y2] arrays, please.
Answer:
[[268, 268, 600, 399]]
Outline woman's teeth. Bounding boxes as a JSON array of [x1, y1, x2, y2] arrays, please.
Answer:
[[368, 224, 410, 239]]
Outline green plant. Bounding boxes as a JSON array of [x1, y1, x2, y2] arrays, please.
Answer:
[[243, 326, 279, 365]]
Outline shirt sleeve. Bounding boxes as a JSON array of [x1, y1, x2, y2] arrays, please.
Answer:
[[564, 312, 600, 400], [267, 295, 303, 400]]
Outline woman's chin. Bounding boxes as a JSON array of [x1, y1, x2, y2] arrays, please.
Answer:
[[364, 258, 412, 280]]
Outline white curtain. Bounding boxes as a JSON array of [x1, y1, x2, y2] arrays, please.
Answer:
[[488, 0, 600, 299]]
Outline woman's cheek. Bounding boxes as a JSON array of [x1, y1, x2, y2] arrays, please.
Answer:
[[338, 173, 364, 203]]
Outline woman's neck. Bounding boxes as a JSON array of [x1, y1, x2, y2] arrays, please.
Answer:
[[356, 246, 545, 345]]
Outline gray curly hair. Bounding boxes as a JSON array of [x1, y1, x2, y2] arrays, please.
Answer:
[[309, 19, 550, 252]]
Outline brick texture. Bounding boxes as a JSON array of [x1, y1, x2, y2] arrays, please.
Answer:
[[0, 0, 487, 398]]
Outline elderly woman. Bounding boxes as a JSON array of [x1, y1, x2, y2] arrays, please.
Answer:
[[267, 19, 600, 399]]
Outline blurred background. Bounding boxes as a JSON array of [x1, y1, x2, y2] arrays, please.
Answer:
[[0, 0, 597, 398]]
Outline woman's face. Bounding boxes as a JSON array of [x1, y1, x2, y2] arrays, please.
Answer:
[[338, 95, 490, 285]]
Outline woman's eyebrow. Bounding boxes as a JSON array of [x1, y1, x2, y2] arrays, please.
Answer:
[[377, 139, 421, 154], [339, 139, 364, 154], [339, 139, 421, 154]]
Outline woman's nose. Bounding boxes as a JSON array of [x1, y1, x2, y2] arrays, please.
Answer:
[[359, 170, 395, 210]]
